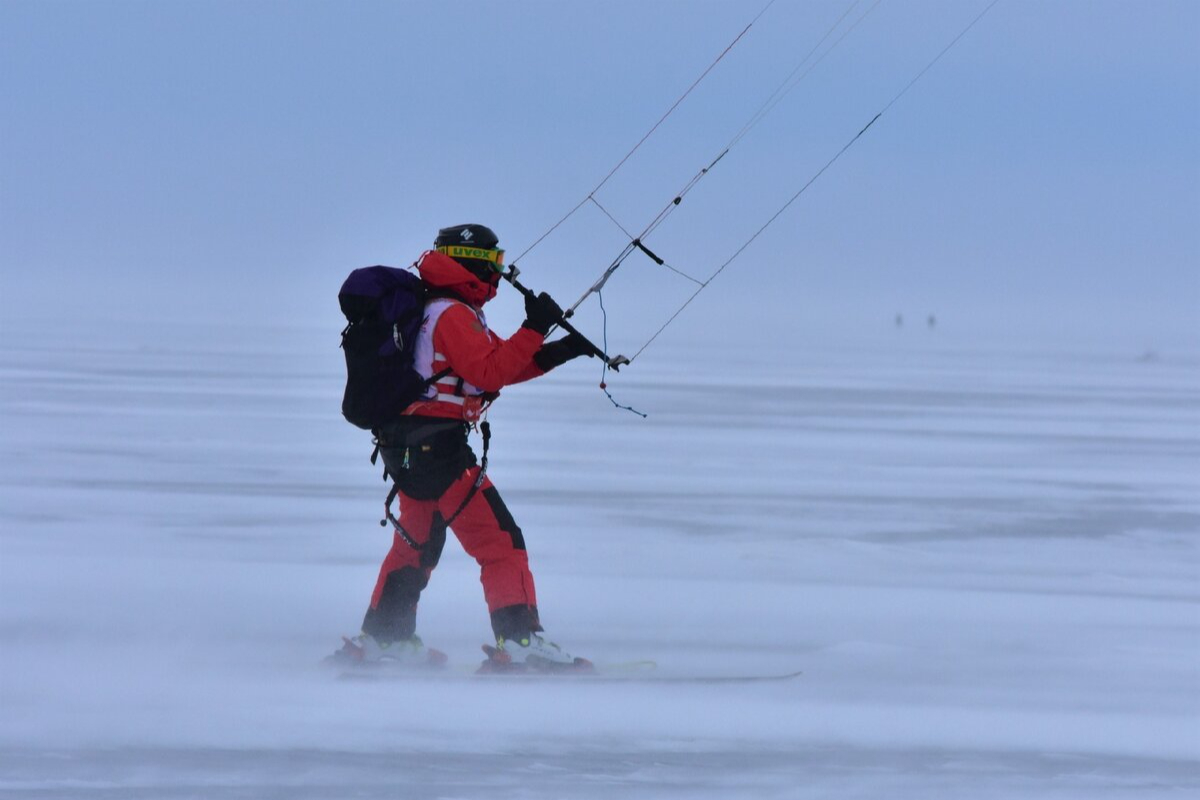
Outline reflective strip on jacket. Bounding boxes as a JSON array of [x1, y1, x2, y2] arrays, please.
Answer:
[[403, 295, 545, 421]]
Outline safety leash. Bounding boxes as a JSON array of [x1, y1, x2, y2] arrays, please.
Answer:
[[597, 290, 646, 418]]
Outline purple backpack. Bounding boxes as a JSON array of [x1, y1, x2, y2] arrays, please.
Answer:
[[338, 265, 437, 430]]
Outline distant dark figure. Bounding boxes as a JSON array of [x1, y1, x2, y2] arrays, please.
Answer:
[[927, 314, 937, 329], [895, 314, 904, 328]]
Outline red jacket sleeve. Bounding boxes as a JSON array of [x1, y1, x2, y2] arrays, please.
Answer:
[[434, 304, 546, 392]]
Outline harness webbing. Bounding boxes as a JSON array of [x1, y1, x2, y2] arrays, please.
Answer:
[[381, 420, 492, 552]]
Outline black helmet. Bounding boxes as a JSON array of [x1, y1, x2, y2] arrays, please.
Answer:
[[435, 223, 499, 250], [434, 223, 505, 280]]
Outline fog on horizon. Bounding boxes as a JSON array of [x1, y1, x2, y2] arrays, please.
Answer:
[[1, 0, 1197, 352]]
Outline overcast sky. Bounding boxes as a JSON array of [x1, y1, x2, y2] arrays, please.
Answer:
[[2, 0, 1197, 351]]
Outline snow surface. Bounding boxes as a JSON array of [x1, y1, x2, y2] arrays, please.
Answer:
[[1, 321, 1198, 799]]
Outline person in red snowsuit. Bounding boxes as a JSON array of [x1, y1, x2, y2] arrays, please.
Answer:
[[348, 224, 591, 667]]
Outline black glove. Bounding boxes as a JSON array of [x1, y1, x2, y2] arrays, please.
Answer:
[[533, 332, 596, 373], [521, 291, 564, 336]]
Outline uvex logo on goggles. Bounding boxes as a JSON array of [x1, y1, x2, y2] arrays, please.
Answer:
[[436, 245, 505, 268]]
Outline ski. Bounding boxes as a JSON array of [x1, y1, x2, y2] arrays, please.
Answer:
[[476, 643, 596, 675], [333, 661, 802, 684], [323, 635, 450, 674], [327, 638, 801, 684], [471, 668, 803, 684], [336, 671, 802, 684]]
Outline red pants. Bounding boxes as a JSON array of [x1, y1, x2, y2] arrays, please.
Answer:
[[362, 465, 540, 642]]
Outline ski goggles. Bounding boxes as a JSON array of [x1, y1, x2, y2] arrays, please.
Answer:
[[435, 245, 506, 273]]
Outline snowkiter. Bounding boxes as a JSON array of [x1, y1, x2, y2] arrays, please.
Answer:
[[338, 224, 593, 669]]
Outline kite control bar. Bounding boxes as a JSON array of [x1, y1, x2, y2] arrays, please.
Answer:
[[504, 267, 630, 371]]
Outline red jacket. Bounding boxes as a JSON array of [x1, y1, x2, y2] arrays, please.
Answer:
[[403, 250, 545, 420]]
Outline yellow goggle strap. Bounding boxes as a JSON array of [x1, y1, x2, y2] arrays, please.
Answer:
[[436, 245, 505, 270]]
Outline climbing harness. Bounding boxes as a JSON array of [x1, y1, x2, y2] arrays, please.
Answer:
[[381, 420, 492, 551]]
